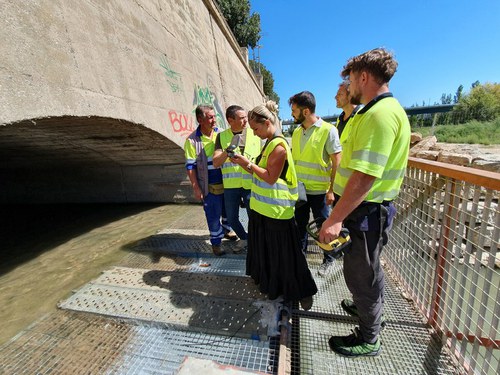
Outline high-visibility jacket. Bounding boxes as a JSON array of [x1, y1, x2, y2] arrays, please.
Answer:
[[250, 137, 298, 219], [333, 94, 410, 202], [184, 126, 221, 197], [219, 128, 261, 189], [291, 120, 333, 193]]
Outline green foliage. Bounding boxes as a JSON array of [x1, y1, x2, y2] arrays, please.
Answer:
[[412, 118, 500, 145], [452, 82, 500, 122], [249, 60, 280, 106], [215, 0, 261, 48], [454, 84, 463, 103]]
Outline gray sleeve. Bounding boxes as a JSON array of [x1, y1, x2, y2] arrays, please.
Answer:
[[325, 126, 342, 155]]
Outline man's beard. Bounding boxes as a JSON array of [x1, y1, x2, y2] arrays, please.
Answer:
[[293, 112, 306, 124], [350, 93, 362, 105]]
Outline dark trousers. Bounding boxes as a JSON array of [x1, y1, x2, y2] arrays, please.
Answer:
[[343, 202, 394, 343], [223, 187, 250, 240], [294, 193, 334, 263]]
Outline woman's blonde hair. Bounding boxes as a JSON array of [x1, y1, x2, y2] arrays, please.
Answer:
[[248, 100, 279, 125]]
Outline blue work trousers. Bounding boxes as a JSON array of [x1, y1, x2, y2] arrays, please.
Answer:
[[203, 192, 225, 245], [223, 187, 250, 240]]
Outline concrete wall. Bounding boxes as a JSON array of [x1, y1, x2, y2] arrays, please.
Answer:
[[0, 0, 265, 203]]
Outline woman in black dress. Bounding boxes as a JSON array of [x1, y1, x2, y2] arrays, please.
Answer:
[[230, 101, 317, 309]]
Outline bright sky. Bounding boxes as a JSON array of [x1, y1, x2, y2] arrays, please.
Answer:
[[250, 0, 500, 120]]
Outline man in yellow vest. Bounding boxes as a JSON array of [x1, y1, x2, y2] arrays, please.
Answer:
[[184, 105, 237, 257], [319, 48, 410, 357], [213, 105, 262, 253], [289, 91, 342, 277], [334, 81, 361, 143]]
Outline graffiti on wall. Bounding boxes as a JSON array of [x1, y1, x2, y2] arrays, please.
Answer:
[[160, 55, 183, 93], [193, 85, 226, 129], [168, 110, 195, 138]]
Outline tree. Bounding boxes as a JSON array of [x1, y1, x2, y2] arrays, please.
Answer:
[[441, 93, 452, 105], [453, 82, 500, 122], [249, 60, 280, 106], [454, 85, 463, 103], [215, 0, 261, 48]]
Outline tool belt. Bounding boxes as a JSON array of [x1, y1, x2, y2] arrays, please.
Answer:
[[208, 183, 224, 195]]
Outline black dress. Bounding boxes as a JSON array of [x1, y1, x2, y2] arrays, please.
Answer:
[[247, 209, 318, 301]]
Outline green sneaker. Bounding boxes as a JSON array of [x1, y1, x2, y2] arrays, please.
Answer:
[[328, 328, 381, 357], [341, 299, 387, 329]]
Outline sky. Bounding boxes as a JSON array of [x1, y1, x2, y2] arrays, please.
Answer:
[[249, 0, 500, 120]]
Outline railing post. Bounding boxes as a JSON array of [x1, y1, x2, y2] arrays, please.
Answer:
[[428, 178, 456, 331]]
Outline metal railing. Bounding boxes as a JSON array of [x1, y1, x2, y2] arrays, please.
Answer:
[[384, 157, 500, 375]]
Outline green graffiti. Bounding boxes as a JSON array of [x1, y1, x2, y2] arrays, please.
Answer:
[[193, 85, 226, 129], [160, 55, 183, 93]]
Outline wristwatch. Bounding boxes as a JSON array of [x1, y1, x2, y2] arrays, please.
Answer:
[[246, 162, 253, 171]]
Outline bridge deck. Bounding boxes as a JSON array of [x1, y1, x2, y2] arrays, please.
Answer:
[[0, 206, 458, 374]]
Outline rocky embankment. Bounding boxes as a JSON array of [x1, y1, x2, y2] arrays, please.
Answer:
[[410, 133, 500, 173]]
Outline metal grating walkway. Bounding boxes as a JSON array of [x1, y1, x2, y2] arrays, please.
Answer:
[[0, 205, 461, 374]]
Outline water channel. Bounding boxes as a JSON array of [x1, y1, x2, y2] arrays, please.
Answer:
[[0, 203, 198, 346]]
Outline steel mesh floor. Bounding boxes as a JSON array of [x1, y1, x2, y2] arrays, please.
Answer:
[[58, 266, 275, 339], [289, 244, 459, 374], [0, 311, 277, 374]]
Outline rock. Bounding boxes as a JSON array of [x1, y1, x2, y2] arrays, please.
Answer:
[[415, 150, 439, 160], [437, 152, 472, 166], [472, 160, 500, 173], [411, 132, 423, 145], [409, 135, 437, 156]]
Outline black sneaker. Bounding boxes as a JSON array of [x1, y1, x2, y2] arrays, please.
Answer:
[[341, 299, 387, 328], [328, 327, 381, 357]]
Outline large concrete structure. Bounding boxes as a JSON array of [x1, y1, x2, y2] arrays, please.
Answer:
[[0, 0, 265, 203]]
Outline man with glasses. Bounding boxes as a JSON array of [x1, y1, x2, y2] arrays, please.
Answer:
[[288, 91, 342, 277], [213, 105, 262, 253], [319, 48, 410, 357]]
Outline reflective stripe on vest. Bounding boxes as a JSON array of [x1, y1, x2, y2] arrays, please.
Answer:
[[220, 128, 262, 189], [333, 96, 410, 203], [250, 137, 298, 219], [291, 120, 332, 193]]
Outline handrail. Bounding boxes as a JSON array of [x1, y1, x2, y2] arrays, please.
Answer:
[[385, 156, 499, 374], [408, 157, 500, 191]]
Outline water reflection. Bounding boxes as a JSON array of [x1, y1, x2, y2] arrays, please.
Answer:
[[0, 203, 183, 345]]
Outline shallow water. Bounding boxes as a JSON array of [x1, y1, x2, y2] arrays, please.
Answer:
[[0, 203, 199, 346]]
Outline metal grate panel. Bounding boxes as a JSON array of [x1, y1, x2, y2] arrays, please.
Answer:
[[135, 229, 249, 258], [58, 267, 276, 339], [0, 311, 277, 374], [89, 267, 265, 300], [291, 316, 457, 375], [290, 258, 459, 375], [119, 253, 249, 277]]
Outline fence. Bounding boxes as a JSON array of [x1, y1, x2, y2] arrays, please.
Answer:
[[384, 157, 500, 374]]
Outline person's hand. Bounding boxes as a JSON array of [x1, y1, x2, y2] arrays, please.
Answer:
[[192, 185, 203, 201], [326, 190, 335, 206], [230, 154, 249, 167], [318, 216, 342, 244]]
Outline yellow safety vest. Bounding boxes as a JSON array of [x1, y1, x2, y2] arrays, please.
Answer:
[[220, 128, 261, 189], [250, 137, 298, 219], [333, 96, 410, 202], [291, 120, 332, 193]]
